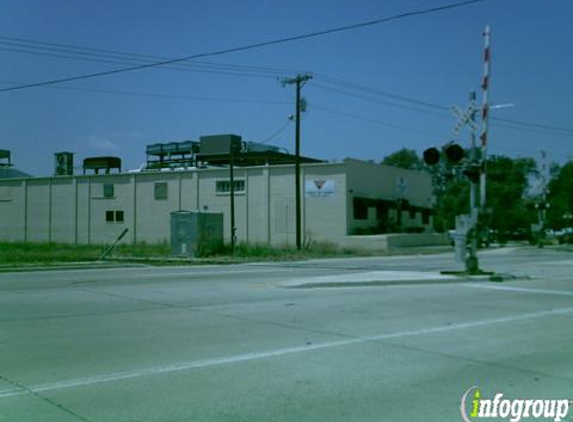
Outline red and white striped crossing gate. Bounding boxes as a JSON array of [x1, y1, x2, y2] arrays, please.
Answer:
[[480, 25, 491, 209]]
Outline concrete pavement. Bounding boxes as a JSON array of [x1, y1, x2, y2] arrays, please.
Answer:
[[1, 247, 573, 421]]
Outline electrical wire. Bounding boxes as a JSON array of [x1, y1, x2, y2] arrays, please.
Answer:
[[0, 35, 304, 75], [260, 119, 292, 144], [0, 81, 290, 105], [313, 74, 447, 111], [0, 0, 492, 93], [313, 75, 573, 136], [0, 46, 290, 80], [310, 81, 452, 120], [312, 104, 450, 138]]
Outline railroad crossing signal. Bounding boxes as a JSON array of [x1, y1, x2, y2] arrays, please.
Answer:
[[451, 100, 479, 135]]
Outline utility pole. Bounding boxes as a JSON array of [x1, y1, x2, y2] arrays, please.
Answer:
[[282, 73, 312, 250], [229, 141, 239, 255]]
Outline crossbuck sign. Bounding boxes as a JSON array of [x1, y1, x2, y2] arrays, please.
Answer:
[[451, 100, 479, 136]]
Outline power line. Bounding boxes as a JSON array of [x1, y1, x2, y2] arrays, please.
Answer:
[[491, 116, 573, 134], [311, 81, 451, 119], [0, 46, 289, 80], [312, 104, 450, 138], [0, 81, 289, 105], [260, 119, 292, 144], [314, 74, 447, 111], [0, 0, 492, 93], [313, 75, 573, 136], [0, 35, 302, 75]]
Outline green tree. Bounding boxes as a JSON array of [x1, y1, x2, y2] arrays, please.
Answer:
[[432, 155, 537, 239], [483, 156, 537, 240], [547, 161, 573, 228], [432, 177, 469, 232], [381, 148, 423, 170]]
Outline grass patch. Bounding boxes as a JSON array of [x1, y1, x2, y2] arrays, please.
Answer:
[[0, 242, 102, 264], [213, 241, 375, 261], [0, 240, 374, 266], [0, 241, 171, 265], [112, 242, 171, 258], [0, 240, 449, 268]]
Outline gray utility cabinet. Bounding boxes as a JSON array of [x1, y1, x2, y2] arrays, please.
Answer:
[[170, 211, 224, 257]]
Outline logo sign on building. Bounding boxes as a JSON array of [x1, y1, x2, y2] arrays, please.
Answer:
[[305, 180, 335, 198]]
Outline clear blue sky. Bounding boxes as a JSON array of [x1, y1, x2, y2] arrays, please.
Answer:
[[1, 0, 572, 175]]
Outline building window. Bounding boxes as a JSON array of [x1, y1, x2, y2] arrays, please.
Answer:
[[422, 209, 430, 225], [103, 183, 114, 198], [154, 182, 168, 200], [106, 210, 124, 223], [409, 209, 417, 219], [353, 198, 369, 220], [216, 179, 245, 194], [376, 202, 388, 221]]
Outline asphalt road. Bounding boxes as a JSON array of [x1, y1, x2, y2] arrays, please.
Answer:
[[2, 247, 573, 422]]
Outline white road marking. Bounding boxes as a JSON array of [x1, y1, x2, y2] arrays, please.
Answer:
[[280, 270, 457, 287], [466, 284, 573, 297], [2, 306, 573, 399]]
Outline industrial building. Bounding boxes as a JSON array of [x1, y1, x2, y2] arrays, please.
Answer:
[[0, 135, 439, 249]]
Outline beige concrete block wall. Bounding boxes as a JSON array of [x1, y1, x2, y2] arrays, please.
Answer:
[[344, 159, 434, 235], [268, 166, 295, 245], [179, 173, 196, 211], [245, 167, 268, 244], [76, 179, 90, 244], [51, 179, 76, 244], [345, 159, 433, 207], [197, 168, 245, 243], [0, 159, 435, 247], [302, 164, 347, 244], [26, 180, 51, 242], [0, 180, 26, 241], [134, 173, 178, 244], [89, 175, 133, 245]]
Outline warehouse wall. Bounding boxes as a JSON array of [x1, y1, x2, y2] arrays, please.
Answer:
[[0, 179, 26, 241], [0, 160, 431, 246], [344, 159, 434, 235], [302, 164, 347, 244]]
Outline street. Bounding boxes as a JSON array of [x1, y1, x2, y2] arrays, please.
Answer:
[[2, 247, 573, 421]]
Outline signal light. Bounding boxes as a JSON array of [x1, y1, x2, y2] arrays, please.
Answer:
[[423, 147, 440, 166], [444, 142, 465, 164]]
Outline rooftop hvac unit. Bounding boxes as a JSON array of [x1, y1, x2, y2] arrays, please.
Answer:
[[245, 142, 281, 153], [199, 134, 242, 155], [146, 140, 199, 156], [54, 152, 74, 176], [83, 156, 122, 174], [0, 149, 11, 167]]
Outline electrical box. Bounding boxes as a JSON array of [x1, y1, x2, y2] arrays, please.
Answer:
[[170, 211, 224, 257]]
